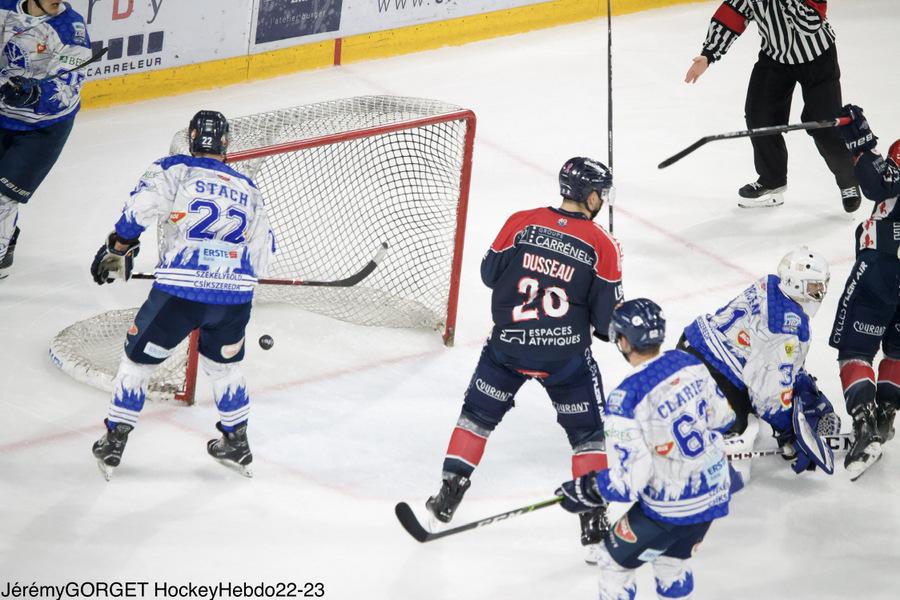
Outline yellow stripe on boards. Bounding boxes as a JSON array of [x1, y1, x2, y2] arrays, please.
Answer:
[[79, 0, 704, 109]]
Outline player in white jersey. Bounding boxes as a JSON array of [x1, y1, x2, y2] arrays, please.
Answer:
[[0, 0, 93, 278], [678, 247, 840, 480], [89, 110, 275, 480], [556, 298, 737, 600]]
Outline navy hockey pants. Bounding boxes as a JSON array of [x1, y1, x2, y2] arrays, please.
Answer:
[[442, 340, 606, 479], [0, 117, 75, 203], [126, 288, 252, 365]]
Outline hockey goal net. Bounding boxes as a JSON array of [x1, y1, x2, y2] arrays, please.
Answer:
[[50, 96, 476, 404]]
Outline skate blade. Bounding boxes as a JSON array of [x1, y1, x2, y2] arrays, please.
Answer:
[[96, 459, 114, 481], [214, 458, 253, 478], [847, 443, 883, 481], [584, 543, 601, 565], [738, 193, 784, 208]]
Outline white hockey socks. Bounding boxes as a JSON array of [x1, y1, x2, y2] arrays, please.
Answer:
[[0, 195, 18, 259], [107, 356, 156, 427], [653, 556, 695, 600], [201, 356, 250, 430]]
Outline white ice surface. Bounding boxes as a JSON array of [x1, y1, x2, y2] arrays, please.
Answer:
[[2, 1, 899, 598]]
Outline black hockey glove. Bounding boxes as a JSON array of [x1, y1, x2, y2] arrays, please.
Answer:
[[838, 104, 877, 155], [91, 232, 140, 285], [555, 472, 608, 513], [0, 77, 40, 109]]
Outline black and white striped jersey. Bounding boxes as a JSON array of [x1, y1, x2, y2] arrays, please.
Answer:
[[701, 0, 835, 65]]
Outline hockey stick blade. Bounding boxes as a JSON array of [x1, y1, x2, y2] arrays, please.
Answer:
[[132, 242, 389, 288], [395, 497, 562, 543], [657, 117, 850, 169]]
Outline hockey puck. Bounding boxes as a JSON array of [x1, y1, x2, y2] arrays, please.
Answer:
[[258, 335, 274, 350]]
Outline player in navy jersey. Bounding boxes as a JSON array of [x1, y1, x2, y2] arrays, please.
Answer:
[[0, 0, 93, 279], [425, 157, 623, 562], [557, 298, 736, 600], [831, 105, 900, 480], [89, 110, 274, 480]]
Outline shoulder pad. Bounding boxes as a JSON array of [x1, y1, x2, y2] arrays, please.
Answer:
[[766, 275, 810, 341], [607, 351, 699, 418], [48, 7, 90, 47]]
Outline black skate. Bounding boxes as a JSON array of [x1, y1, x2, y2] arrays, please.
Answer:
[[845, 404, 883, 481], [876, 402, 897, 443], [738, 181, 786, 208], [92, 419, 133, 481], [580, 506, 611, 565], [0, 226, 18, 279], [425, 474, 471, 524], [841, 186, 862, 213], [207, 421, 253, 478]]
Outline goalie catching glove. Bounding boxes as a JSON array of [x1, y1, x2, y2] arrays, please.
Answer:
[[91, 232, 140, 285], [555, 471, 608, 513]]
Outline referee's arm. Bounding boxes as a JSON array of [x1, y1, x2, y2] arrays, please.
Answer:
[[685, 0, 752, 83]]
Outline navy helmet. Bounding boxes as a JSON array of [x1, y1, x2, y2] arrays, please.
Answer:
[[609, 298, 666, 351], [559, 157, 613, 204], [189, 110, 229, 156]]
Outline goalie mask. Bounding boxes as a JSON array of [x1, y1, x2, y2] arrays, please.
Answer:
[[189, 110, 229, 157], [777, 247, 830, 317], [559, 157, 614, 219]]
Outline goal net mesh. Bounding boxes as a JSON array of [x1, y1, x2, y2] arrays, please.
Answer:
[[49, 96, 474, 402]]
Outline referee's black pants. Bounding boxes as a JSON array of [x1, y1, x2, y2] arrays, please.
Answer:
[[744, 44, 856, 191]]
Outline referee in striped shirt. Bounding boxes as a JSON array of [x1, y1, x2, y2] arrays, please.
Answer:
[[685, 0, 860, 212]]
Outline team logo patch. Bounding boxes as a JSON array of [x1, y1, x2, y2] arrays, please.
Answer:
[[606, 389, 627, 415], [783, 312, 802, 333], [220, 338, 245, 360], [169, 211, 187, 223], [218, 174, 231, 182], [780, 390, 793, 408], [784, 342, 796, 357], [737, 330, 751, 347], [670, 377, 680, 386], [36, 43, 46, 54], [614, 515, 637, 543], [557, 218, 568, 227], [655, 441, 674, 456], [127, 323, 139, 336]]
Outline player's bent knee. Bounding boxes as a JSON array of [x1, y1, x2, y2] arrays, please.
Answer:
[[653, 556, 694, 600]]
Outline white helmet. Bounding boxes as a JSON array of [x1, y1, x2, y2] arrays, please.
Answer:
[[777, 247, 830, 316]]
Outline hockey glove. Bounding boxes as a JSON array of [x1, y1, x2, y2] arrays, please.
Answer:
[[838, 104, 877, 155], [91, 232, 140, 285], [555, 472, 608, 513], [0, 77, 40, 109]]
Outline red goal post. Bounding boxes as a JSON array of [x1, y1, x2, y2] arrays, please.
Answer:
[[50, 96, 477, 404]]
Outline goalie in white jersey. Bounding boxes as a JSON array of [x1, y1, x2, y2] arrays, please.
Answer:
[[678, 247, 840, 480], [89, 110, 274, 480], [556, 298, 737, 600]]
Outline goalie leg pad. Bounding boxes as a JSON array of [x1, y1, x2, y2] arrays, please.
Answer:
[[201, 356, 250, 431], [791, 398, 835, 474], [107, 356, 156, 427]]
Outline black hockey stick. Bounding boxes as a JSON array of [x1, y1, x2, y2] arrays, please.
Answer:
[[657, 117, 852, 169], [726, 433, 852, 461], [606, 0, 614, 234], [395, 497, 562, 543], [40, 46, 108, 84], [132, 241, 388, 288]]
